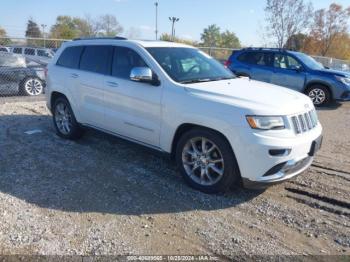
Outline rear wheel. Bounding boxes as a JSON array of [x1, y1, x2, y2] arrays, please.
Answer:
[[305, 85, 331, 106], [53, 97, 83, 140], [21, 77, 44, 96], [176, 128, 240, 193]]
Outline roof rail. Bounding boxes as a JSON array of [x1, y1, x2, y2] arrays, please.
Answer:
[[73, 36, 127, 41], [242, 47, 288, 52]]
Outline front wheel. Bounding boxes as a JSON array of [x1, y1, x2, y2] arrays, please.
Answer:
[[176, 128, 240, 194], [306, 85, 331, 106]]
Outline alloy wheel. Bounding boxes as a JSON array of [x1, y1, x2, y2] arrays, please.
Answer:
[[309, 88, 326, 105], [24, 78, 43, 96], [182, 137, 225, 186], [54, 102, 72, 135]]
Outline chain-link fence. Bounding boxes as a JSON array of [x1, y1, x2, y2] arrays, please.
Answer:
[[198, 46, 350, 72], [0, 37, 71, 98], [1, 37, 349, 98], [312, 55, 350, 72]]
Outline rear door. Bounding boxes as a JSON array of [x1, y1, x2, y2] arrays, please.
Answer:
[[76, 45, 113, 128], [271, 53, 306, 91], [236, 51, 274, 83]]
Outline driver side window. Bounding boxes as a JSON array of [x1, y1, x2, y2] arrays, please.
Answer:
[[274, 54, 302, 70], [112, 47, 147, 79]]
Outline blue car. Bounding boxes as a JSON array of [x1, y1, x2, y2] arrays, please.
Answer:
[[225, 48, 350, 106]]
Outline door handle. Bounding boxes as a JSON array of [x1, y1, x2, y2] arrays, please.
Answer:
[[106, 81, 119, 87], [71, 73, 79, 78]]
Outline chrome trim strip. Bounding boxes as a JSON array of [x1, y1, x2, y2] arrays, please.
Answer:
[[82, 123, 163, 152], [124, 121, 155, 132]]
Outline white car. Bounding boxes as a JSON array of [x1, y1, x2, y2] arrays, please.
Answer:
[[46, 38, 323, 193], [10, 46, 54, 64]]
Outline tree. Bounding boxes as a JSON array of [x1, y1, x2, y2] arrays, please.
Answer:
[[264, 0, 313, 48], [309, 3, 350, 56], [25, 19, 42, 38], [200, 24, 221, 47], [285, 33, 308, 51], [159, 33, 196, 46], [50, 16, 80, 39], [0, 27, 6, 38], [0, 26, 11, 45], [97, 14, 123, 36], [219, 30, 241, 48], [327, 33, 350, 60], [73, 17, 94, 37]]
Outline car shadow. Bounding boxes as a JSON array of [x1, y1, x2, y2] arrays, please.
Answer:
[[0, 114, 263, 216], [316, 101, 343, 111]]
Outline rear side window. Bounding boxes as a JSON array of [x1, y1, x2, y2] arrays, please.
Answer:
[[79, 45, 113, 75], [238, 51, 273, 67], [112, 47, 147, 79], [57, 46, 84, 69], [13, 47, 22, 54], [24, 48, 35, 56]]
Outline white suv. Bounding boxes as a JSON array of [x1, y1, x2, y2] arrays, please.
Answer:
[[46, 38, 323, 193]]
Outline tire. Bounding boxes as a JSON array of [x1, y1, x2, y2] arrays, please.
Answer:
[[52, 97, 84, 140], [21, 77, 44, 96], [305, 85, 331, 106], [175, 128, 240, 194]]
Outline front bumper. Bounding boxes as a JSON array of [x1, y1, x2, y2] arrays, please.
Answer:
[[226, 124, 322, 188], [337, 90, 350, 101], [242, 156, 313, 189]]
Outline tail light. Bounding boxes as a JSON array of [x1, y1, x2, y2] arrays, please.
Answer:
[[224, 60, 232, 68]]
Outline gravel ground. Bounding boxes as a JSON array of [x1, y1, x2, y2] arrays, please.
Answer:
[[0, 97, 349, 259]]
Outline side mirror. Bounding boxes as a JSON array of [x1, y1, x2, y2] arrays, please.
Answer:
[[130, 67, 160, 86]]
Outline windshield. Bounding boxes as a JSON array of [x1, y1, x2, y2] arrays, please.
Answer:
[[293, 52, 325, 70], [146, 47, 234, 83]]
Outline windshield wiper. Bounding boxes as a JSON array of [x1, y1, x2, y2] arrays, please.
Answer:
[[212, 76, 235, 81], [180, 76, 235, 84], [180, 78, 212, 84]]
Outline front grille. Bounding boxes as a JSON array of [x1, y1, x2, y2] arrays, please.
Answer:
[[291, 110, 318, 134]]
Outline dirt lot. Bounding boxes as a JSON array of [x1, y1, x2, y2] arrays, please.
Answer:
[[0, 97, 349, 259]]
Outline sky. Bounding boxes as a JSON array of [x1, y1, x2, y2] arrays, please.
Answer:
[[0, 0, 349, 46]]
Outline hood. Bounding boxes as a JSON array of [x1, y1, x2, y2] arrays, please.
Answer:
[[184, 78, 313, 116], [315, 68, 350, 78]]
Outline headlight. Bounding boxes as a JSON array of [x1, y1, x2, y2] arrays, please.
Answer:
[[335, 75, 350, 85], [246, 116, 285, 130]]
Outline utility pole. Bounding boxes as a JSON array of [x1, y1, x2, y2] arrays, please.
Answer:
[[155, 1, 159, 40], [168, 17, 179, 41], [41, 24, 47, 48]]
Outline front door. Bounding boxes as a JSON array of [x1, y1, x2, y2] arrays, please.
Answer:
[[103, 46, 162, 147], [271, 54, 306, 92]]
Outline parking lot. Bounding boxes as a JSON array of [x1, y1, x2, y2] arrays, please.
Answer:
[[0, 96, 349, 257]]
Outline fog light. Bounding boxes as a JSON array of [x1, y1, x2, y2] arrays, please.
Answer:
[[269, 149, 291, 157]]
